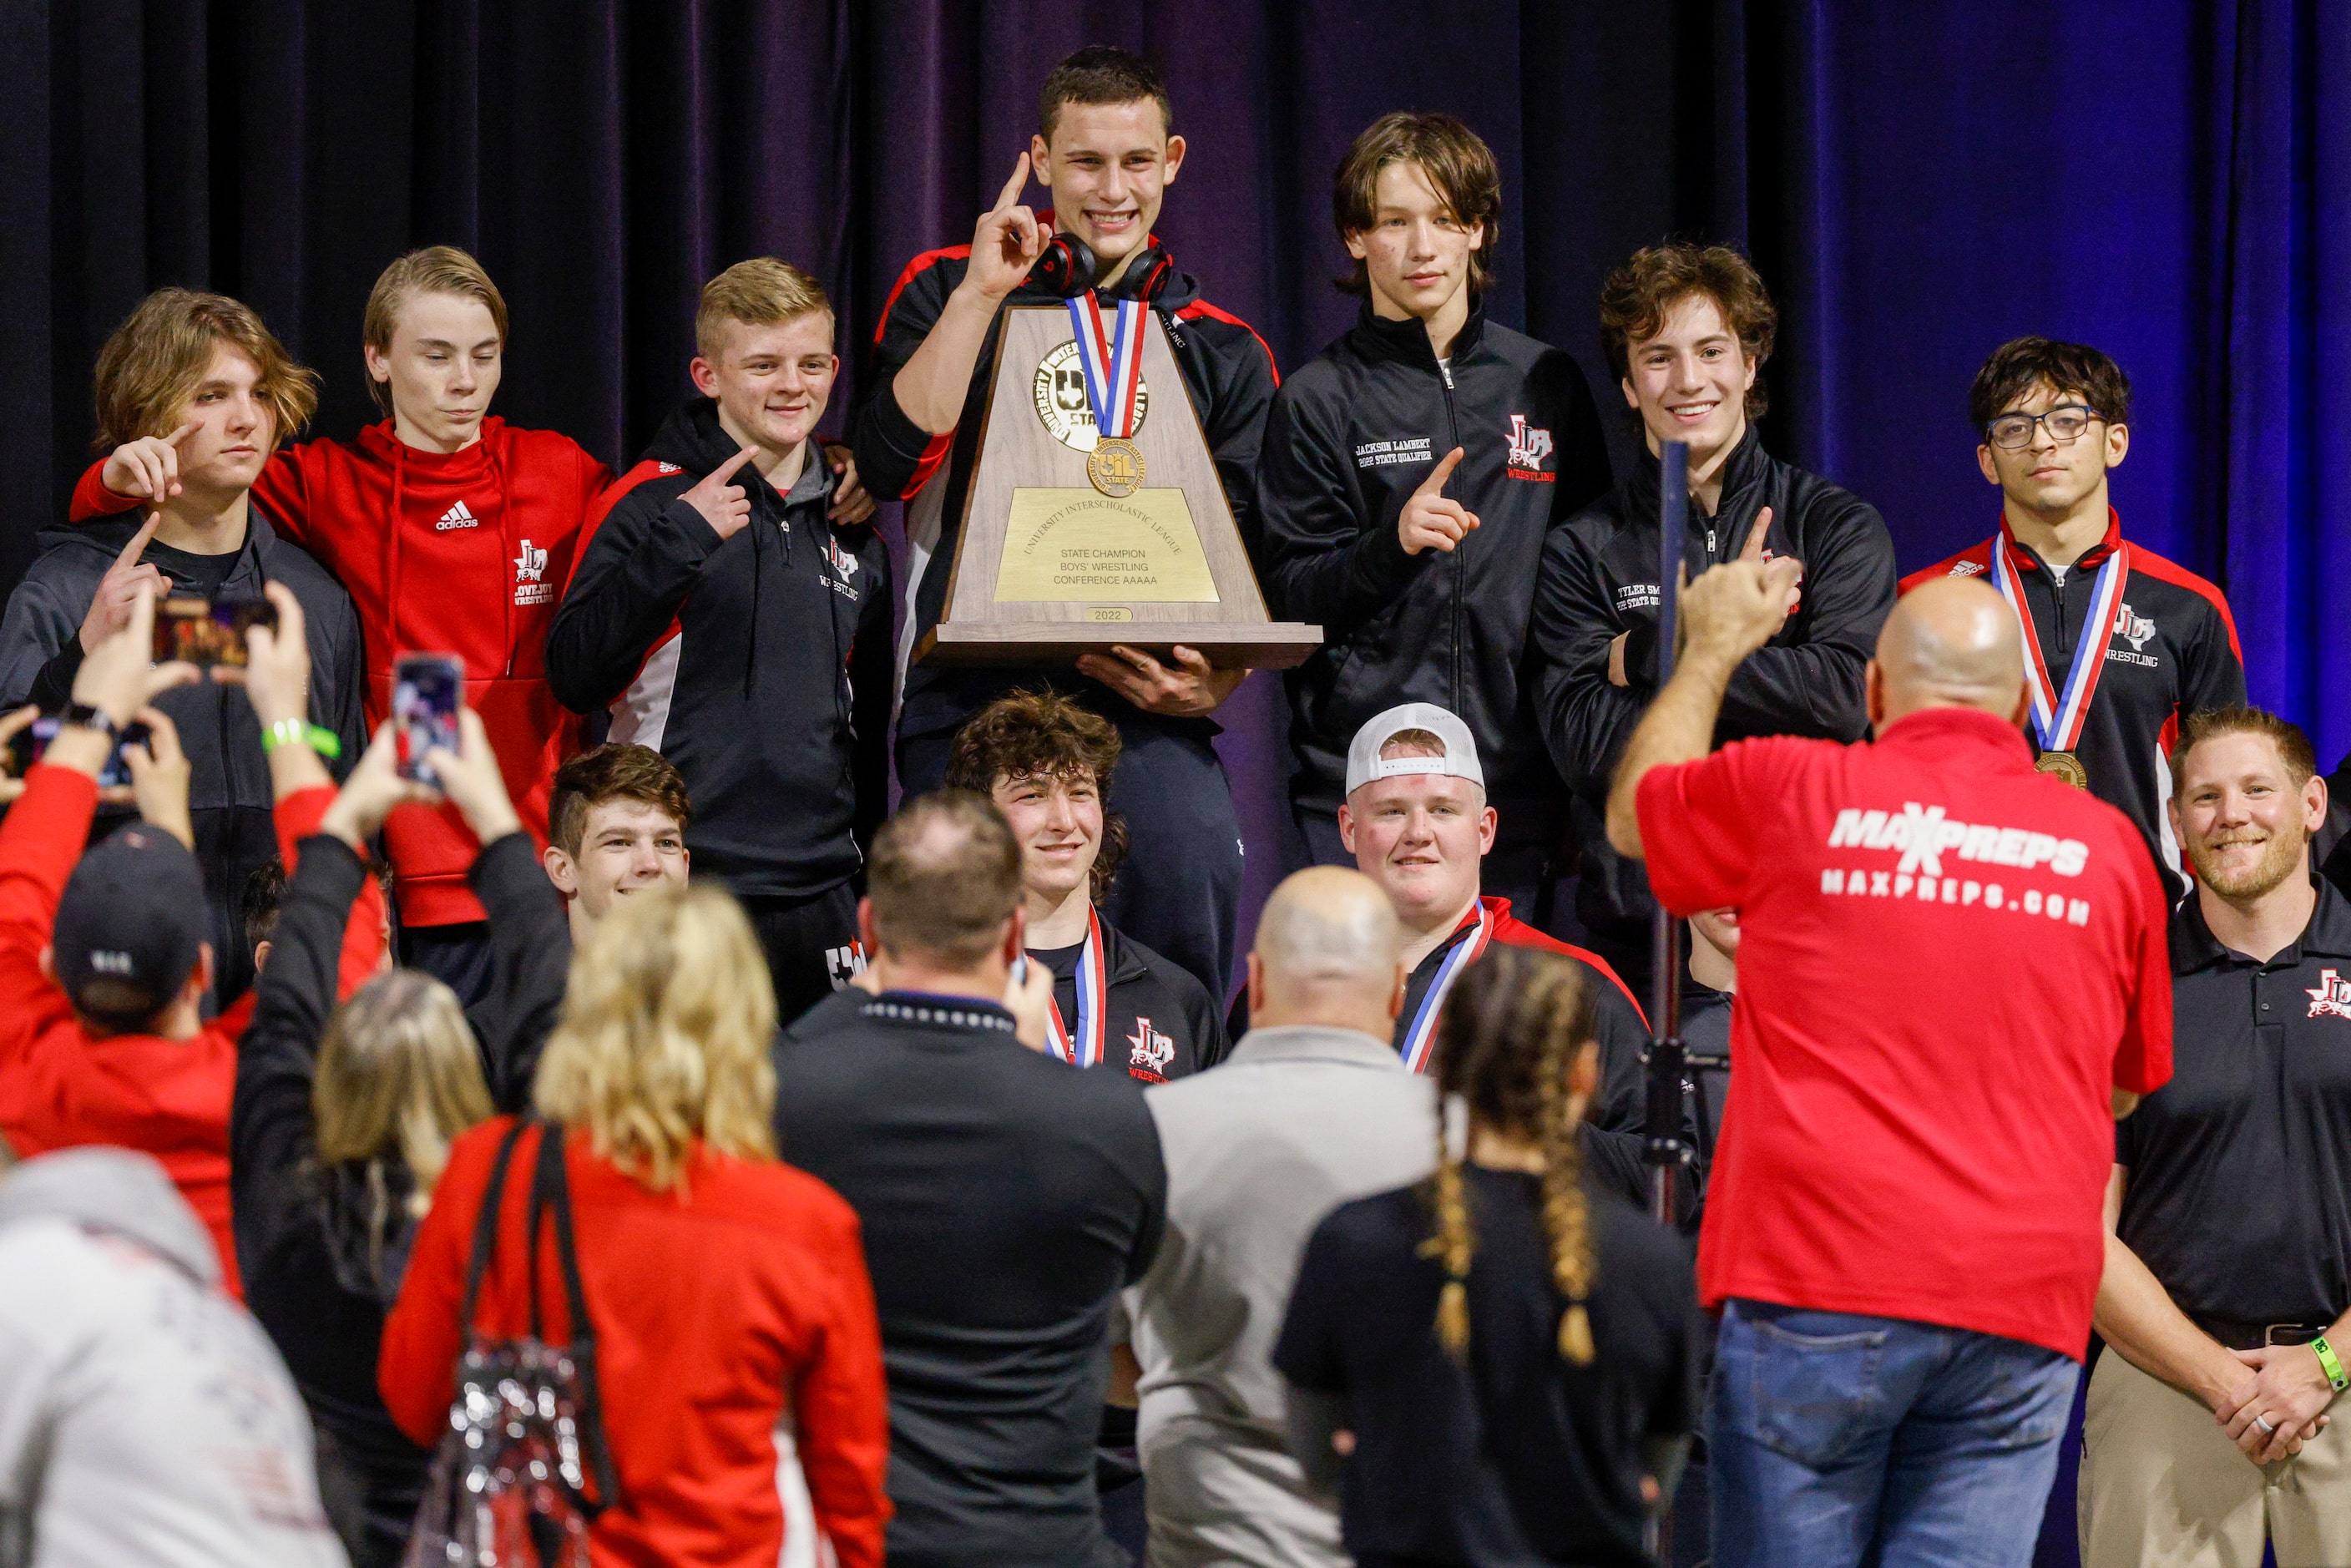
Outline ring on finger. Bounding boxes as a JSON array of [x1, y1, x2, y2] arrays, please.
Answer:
[[2254, 1414, 2278, 1434]]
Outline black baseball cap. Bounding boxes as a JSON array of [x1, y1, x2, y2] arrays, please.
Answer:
[[51, 825, 208, 1029]]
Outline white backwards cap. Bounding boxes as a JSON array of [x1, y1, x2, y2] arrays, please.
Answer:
[[1344, 702, 1484, 797]]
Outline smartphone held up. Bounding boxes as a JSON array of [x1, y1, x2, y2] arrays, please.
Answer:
[[153, 596, 276, 668], [392, 653, 463, 786]]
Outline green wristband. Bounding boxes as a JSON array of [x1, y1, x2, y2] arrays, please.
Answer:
[[260, 719, 342, 760], [2315, 1336, 2348, 1393]]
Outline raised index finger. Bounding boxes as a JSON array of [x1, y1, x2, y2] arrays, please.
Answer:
[[113, 511, 163, 574], [1415, 447, 1465, 497], [164, 419, 201, 448], [1738, 505, 1775, 562], [710, 444, 761, 484], [993, 151, 1034, 212]]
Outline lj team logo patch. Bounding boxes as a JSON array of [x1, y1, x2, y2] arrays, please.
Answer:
[[2309, 969, 2351, 1020], [1505, 414, 1554, 481], [513, 539, 553, 606], [822, 535, 862, 598], [826, 942, 867, 990], [1126, 1016, 1176, 1082], [2106, 599, 2161, 669]]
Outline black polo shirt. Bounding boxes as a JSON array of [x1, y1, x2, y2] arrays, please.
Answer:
[[2116, 878, 2351, 1325], [1276, 1169, 1701, 1566], [771, 992, 1167, 1568]]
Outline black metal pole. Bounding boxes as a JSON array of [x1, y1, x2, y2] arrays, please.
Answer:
[[1642, 438, 1691, 1232], [1641, 441, 1691, 1567]]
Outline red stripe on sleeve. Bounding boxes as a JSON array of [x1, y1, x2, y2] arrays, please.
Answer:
[[874, 246, 972, 346], [1174, 300, 1280, 387]]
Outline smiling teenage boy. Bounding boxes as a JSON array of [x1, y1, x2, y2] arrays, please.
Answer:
[[1252, 112, 1610, 925], [1, 291, 364, 1007], [1529, 243, 1896, 987], [548, 259, 892, 1020], [1905, 337, 2244, 898], [855, 45, 1279, 1004]]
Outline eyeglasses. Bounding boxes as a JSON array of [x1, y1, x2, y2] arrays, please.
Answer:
[[1984, 405, 2102, 451]]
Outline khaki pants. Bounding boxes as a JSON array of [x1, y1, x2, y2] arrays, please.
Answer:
[[2080, 1345, 2351, 1567]]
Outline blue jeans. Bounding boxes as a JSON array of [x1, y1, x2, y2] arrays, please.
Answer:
[[1709, 1299, 2079, 1568]]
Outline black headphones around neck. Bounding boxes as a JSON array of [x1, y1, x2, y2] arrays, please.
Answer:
[[1034, 234, 1174, 303]]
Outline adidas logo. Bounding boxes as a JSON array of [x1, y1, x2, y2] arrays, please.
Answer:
[[435, 500, 481, 531]]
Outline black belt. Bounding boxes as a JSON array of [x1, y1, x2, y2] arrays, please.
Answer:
[[2190, 1313, 2332, 1352]]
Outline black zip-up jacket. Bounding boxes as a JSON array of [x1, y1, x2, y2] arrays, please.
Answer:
[[1031, 916, 1229, 1081], [231, 829, 565, 1565], [852, 244, 1279, 746], [546, 400, 892, 900], [0, 512, 363, 1003], [1904, 510, 2244, 901], [1252, 301, 1610, 819], [1530, 426, 1897, 950]]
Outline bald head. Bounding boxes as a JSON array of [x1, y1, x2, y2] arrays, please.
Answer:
[[1250, 866, 1407, 1036], [1871, 577, 2026, 729]]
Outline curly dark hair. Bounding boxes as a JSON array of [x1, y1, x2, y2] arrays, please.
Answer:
[[1423, 944, 1601, 1366], [1597, 242, 1777, 418], [944, 690, 1129, 902]]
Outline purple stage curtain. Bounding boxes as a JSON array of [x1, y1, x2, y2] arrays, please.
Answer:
[[3, 0, 2343, 978]]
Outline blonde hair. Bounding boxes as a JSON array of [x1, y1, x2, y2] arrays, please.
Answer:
[[695, 257, 832, 361], [313, 969, 496, 1222], [533, 883, 777, 1191], [1421, 946, 1600, 1366], [361, 246, 511, 417], [92, 288, 320, 454]]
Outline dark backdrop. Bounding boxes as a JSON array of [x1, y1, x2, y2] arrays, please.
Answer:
[[5, 0, 2344, 941], [3, 3, 2344, 1559]]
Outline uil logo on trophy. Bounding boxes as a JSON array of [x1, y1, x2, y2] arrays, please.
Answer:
[[913, 293, 1317, 670]]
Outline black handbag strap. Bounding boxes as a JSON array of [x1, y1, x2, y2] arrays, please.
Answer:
[[458, 1118, 535, 1335], [524, 1119, 624, 1514]]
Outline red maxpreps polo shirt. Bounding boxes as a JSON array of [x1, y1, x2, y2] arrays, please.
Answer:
[[1636, 706, 2172, 1358]]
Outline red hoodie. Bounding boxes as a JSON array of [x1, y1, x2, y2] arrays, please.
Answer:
[[0, 766, 387, 1297], [74, 419, 611, 926]]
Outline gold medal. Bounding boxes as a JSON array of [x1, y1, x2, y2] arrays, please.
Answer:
[[2035, 750, 2089, 790], [1086, 437, 1145, 497]]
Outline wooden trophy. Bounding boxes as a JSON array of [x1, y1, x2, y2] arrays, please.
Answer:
[[912, 301, 1321, 669]]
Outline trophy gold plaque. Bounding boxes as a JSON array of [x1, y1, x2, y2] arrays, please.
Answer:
[[913, 301, 1321, 669]]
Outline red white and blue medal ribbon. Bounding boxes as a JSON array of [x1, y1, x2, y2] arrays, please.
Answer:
[[1398, 903, 1494, 1075], [1990, 536, 2130, 753], [1032, 906, 1109, 1069], [1065, 295, 1145, 439]]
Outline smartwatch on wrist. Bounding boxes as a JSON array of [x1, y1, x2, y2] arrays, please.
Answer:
[[59, 701, 119, 742]]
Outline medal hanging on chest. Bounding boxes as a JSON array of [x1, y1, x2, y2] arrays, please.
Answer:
[[1397, 903, 1494, 1075], [1990, 536, 2129, 791], [1066, 295, 1148, 497], [1032, 906, 1110, 1069]]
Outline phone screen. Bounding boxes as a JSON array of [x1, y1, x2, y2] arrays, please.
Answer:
[[392, 654, 464, 786], [8, 715, 148, 790], [151, 597, 278, 669]]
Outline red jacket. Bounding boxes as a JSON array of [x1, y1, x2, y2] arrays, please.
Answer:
[[0, 766, 385, 1296], [75, 419, 611, 925], [379, 1119, 892, 1568]]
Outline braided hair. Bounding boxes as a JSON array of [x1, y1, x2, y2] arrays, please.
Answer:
[[1418, 944, 1600, 1364]]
